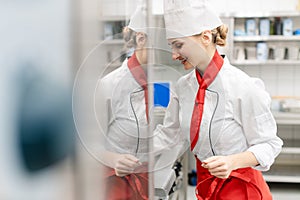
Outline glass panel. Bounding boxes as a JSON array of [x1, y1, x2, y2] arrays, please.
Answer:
[[96, 1, 153, 199], [74, 1, 190, 199]]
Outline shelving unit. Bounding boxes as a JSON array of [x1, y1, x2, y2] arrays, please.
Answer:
[[263, 112, 300, 183], [233, 35, 300, 42], [229, 11, 300, 64], [232, 60, 300, 66], [98, 0, 141, 74], [98, 15, 127, 74]]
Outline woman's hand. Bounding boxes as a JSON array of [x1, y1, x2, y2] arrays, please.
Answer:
[[201, 151, 259, 179], [201, 156, 235, 179], [113, 154, 142, 177]]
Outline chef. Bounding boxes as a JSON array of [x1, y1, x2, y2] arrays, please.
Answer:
[[162, 0, 283, 199]]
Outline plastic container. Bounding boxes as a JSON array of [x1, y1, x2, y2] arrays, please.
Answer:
[[256, 42, 268, 61], [274, 17, 282, 35], [245, 19, 256, 36], [274, 46, 285, 60], [260, 19, 270, 36], [283, 18, 293, 36], [288, 46, 300, 60]]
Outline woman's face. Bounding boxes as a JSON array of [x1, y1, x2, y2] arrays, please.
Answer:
[[135, 32, 148, 64], [168, 35, 210, 71]]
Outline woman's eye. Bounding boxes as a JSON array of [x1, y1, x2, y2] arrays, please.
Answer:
[[175, 43, 183, 49]]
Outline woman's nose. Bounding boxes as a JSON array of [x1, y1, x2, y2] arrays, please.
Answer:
[[172, 51, 180, 60]]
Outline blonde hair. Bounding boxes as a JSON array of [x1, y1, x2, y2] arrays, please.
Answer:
[[122, 26, 136, 50], [211, 24, 228, 47]]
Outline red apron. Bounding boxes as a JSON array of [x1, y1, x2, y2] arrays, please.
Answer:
[[103, 164, 149, 200], [195, 159, 272, 200]]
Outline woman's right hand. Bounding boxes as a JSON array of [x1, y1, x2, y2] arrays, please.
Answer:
[[113, 154, 142, 177]]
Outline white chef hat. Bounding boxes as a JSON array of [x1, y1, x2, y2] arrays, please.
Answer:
[[128, 5, 147, 34], [163, 0, 223, 39]]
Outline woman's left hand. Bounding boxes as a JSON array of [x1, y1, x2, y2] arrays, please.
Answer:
[[201, 152, 259, 179], [201, 156, 235, 179]]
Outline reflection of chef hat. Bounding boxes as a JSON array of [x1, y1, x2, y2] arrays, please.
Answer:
[[163, 0, 223, 39], [128, 5, 147, 34]]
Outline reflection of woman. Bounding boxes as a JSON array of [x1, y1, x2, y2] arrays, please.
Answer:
[[96, 6, 149, 200], [162, 0, 283, 199]]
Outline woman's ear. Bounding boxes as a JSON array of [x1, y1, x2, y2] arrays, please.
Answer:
[[201, 30, 213, 46], [136, 32, 147, 48]]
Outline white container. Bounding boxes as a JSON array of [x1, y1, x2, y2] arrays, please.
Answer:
[[283, 18, 293, 36], [274, 46, 285, 60], [234, 46, 245, 61], [288, 46, 299, 60], [259, 19, 270, 36], [245, 19, 256, 36], [256, 42, 268, 61]]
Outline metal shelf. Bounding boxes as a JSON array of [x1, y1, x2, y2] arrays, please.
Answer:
[[273, 112, 300, 125], [99, 39, 124, 45], [232, 60, 300, 66], [281, 147, 300, 154], [227, 11, 300, 18], [234, 35, 300, 42], [263, 165, 300, 183], [99, 16, 129, 21]]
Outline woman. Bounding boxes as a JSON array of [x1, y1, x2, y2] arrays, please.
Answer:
[[96, 5, 150, 200], [162, 0, 283, 199]]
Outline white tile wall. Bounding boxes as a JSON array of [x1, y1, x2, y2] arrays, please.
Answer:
[[240, 65, 300, 97]]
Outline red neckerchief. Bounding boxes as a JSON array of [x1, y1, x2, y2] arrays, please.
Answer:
[[190, 50, 223, 151], [127, 52, 149, 122]]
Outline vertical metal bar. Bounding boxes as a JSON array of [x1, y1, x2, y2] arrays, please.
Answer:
[[146, 0, 156, 199]]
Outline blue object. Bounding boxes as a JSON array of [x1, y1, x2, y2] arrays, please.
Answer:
[[188, 169, 197, 186], [234, 30, 246, 36], [153, 82, 170, 108], [294, 29, 300, 35]]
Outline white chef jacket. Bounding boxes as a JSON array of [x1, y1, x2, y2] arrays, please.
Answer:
[[96, 59, 149, 161], [155, 56, 283, 171]]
